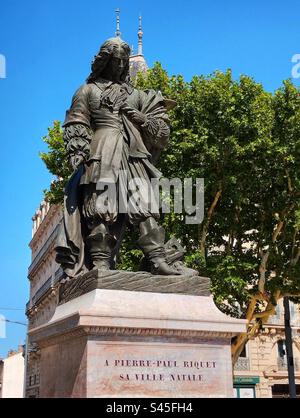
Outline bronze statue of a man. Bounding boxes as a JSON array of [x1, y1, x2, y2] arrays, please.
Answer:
[[56, 37, 181, 277]]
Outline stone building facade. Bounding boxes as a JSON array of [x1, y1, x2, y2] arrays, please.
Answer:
[[233, 300, 300, 398], [0, 346, 25, 398], [25, 201, 63, 398]]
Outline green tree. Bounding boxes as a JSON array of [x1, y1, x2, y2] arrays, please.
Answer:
[[40, 120, 71, 204], [41, 64, 300, 363]]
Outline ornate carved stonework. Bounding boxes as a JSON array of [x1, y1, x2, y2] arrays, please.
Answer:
[[36, 325, 234, 349], [59, 269, 211, 304]]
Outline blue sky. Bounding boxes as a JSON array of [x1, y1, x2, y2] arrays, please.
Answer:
[[0, 0, 300, 357]]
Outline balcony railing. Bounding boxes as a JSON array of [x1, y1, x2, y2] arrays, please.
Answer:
[[234, 357, 250, 371], [33, 276, 52, 304], [277, 357, 300, 372], [27, 267, 65, 313], [291, 315, 300, 327], [28, 224, 60, 276], [266, 312, 300, 327], [267, 315, 283, 325]]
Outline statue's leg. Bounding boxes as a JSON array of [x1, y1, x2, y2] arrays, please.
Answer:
[[82, 184, 117, 271], [125, 156, 179, 275], [109, 214, 128, 269], [137, 217, 181, 276], [85, 222, 117, 271]]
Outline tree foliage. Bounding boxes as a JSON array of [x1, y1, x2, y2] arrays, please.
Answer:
[[41, 64, 300, 362], [40, 120, 72, 204]]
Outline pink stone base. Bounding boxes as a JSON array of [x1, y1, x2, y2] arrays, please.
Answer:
[[29, 289, 246, 398]]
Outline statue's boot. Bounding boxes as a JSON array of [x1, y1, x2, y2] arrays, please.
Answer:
[[85, 223, 117, 271], [138, 218, 181, 276]]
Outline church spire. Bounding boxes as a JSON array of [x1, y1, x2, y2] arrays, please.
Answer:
[[137, 15, 143, 56], [115, 8, 121, 38], [129, 14, 148, 78]]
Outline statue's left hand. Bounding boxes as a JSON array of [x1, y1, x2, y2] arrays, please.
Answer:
[[122, 106, 147, 126]]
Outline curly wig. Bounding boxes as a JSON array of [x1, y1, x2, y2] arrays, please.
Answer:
[[87, 37, 131, 83]]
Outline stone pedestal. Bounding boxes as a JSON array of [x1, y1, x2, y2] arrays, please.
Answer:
[[29, 272, 246, 398]]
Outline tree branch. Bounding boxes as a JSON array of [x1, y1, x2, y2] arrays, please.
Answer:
[[199, 187, 222, 255], [272, 221, 284, 243], [258, 251, 269, 294], [285, 169, 293, 193], [231, 290, 281, 365], [291, 247, 300, 267]]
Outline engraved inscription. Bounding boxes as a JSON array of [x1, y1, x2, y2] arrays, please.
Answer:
[[104, 358, 217, 383]]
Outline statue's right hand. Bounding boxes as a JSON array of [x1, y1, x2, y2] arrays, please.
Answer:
[[69, 154, 84, 170]]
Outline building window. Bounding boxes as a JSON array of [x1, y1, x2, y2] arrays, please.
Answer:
[[29, 374, 38, 387], [275, 304, 281, 319], [277, 340, 286, 358], [234, 385, 256, 398], [234, 343, 250, 371], [239, 344, 247, 358], [272, 384, 300, 398], [277, 340, 287, 370], [234, 377, 259, 398], [290, 301, 295, 316]]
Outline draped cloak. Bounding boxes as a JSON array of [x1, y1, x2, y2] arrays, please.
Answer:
[[55, 79, 175, 277]]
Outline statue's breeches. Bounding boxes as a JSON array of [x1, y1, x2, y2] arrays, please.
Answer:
[[81, 145, 160, 228]]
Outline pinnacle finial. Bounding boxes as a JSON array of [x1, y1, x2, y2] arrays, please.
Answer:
[[138, 14, 143, 56], [115, 8, 121, 38]]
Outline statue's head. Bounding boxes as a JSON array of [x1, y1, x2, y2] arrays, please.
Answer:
[[87, 37, 131, 83]]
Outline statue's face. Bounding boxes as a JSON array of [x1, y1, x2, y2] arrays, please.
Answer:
[[104, 48, 129, 82]]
